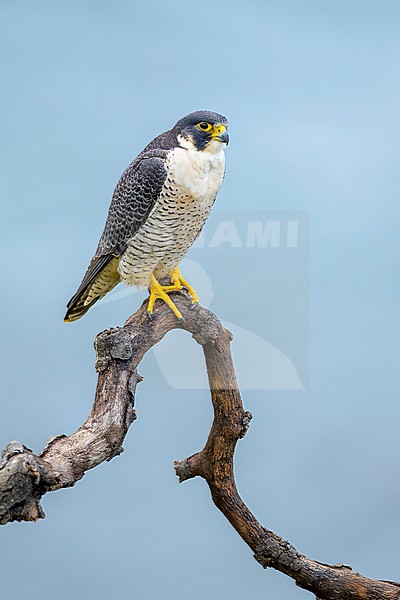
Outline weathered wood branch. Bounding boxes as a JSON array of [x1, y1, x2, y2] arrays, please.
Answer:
[[0, 292, 398, 599]]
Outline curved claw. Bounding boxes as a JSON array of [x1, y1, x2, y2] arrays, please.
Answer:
[[168, 267, 200, 305], [147, 274, 183, 320]]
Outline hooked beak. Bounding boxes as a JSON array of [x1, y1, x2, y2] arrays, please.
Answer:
[[212, 124, 229, 145]]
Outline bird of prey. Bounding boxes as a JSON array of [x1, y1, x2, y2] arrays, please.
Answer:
[[64, 110, 229, 323]]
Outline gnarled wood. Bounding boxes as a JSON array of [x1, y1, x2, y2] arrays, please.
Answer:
[[0, 292, 398, 599]]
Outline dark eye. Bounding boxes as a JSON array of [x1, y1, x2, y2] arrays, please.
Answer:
[[197, 122, 212, 132]]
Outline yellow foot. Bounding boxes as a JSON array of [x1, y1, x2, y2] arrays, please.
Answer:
[[169, 266, 200, 305], [147, 274, 184, 321]]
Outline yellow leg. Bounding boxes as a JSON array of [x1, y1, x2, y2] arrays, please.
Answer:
[[169, 266, 200, 305], [147, 274, 184, 321]]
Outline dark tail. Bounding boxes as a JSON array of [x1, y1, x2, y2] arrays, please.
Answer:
[[64, 255, 121, 322]]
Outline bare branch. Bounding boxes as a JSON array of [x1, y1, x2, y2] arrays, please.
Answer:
[[1, 292, 398, 599]]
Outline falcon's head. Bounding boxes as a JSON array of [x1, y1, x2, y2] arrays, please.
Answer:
[[173, 110, 229, 152]]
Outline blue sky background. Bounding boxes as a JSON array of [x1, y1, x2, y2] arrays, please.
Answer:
[[1, 1, 400, 598]]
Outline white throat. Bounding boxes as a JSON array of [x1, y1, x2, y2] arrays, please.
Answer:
[[171, 134, 226, 198]]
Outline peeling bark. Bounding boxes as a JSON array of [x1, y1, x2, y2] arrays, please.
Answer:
[[0, 292, 398, 599]]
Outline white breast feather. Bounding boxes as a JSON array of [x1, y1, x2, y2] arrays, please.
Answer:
[[170, 134, 225, 199], [119, 135, 226, 287]]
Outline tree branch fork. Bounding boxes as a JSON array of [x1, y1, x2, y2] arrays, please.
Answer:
[[0, 292, 398, 600]]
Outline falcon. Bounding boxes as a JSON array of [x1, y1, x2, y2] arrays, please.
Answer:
[[64, 110, 229, 322]]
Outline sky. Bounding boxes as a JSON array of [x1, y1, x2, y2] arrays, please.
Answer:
[[1, 1, 400, 599]]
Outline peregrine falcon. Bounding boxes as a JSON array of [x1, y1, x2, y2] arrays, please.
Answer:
[[64, 110, 229, 322]]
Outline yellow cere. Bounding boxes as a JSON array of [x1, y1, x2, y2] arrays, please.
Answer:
[[213, 125, 226, 135], [212, 124, 226, 135]]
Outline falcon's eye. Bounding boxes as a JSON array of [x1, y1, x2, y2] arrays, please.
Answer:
[[197, 122, 212, 132]]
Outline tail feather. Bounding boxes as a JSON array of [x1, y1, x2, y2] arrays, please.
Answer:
[[64, 256, 121, 322]]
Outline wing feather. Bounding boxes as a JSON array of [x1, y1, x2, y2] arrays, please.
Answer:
[[64, 151, 168, 322]]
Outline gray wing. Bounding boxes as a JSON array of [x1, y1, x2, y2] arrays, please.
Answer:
[[96, 151, 168, 256], [65, 151, 168, 321]]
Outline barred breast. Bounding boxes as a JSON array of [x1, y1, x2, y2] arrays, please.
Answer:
[[118, 143, 225, 287]]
